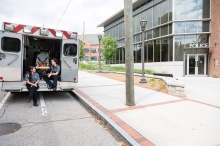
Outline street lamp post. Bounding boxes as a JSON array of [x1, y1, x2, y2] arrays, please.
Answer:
[[139, 19, 147, 83], [97, 34, 102, 72]]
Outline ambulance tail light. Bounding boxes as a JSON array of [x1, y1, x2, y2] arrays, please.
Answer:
[[0, 76, 3, 81], [70, 32, 78, 40], [74, 78, 76, 81], [4, 24, 15, 32]]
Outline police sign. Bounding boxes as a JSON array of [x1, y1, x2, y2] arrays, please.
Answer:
[[190, 43, 209, 48]]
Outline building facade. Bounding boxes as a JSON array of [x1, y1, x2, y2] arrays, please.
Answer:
[[98, 0, 220, 77], [79, 34, 103, 61]]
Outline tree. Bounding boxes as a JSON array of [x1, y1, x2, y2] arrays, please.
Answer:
[[102, 36, 118, 63], [79, 40, 85, 61]]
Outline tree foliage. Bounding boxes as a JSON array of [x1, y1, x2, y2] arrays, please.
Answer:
[[79, 40, 85, 61], [102, 36, 118, 61]]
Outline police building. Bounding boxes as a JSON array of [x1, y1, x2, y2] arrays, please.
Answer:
[[98, 0, 220, 77]]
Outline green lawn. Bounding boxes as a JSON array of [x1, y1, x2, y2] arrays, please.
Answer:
[[79, 61, 154, 74]]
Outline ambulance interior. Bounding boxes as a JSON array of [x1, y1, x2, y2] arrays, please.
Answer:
[[23, 36, 62, 77]]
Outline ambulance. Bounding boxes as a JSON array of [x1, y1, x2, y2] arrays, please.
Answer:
[[0, 22, 79, 92]]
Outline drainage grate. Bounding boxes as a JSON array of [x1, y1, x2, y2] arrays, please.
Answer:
[[0, 123, 21, 136]]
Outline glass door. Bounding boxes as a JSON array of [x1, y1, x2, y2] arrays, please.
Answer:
[[188, 55, 196, 75], [187, 54, 206, 76]]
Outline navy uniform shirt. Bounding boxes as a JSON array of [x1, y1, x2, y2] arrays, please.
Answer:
[[25, 72, 40, 83], [50, 65, 60, 74]]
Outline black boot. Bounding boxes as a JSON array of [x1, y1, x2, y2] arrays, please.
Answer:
[[33, 102, 38, 106]]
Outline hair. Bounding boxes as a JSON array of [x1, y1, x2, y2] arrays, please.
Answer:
[[28, 66, 34, 82], [51, 58, 58, 64]]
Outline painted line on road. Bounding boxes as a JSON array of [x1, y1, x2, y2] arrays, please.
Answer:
[[0, 92, 11, 110], [39, 92, 48, 116]]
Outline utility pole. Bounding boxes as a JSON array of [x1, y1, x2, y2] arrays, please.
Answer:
[[124, 0, 135, 106]]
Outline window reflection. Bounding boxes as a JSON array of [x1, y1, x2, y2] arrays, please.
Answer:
[[148, 41, 153, 62], [174, 23, 185, 33], [185, 0, 198, 19], [154, 39, 160, 62], [174, 0, 185, 20], [186, 22, 197, 33], [185, 35, 197, 48], [161, 38, 169, 62], [174, 36, 184, 61]]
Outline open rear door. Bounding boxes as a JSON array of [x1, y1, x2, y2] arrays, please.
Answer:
[[0, 31, 23, 81], [61, 39, 79, 82]]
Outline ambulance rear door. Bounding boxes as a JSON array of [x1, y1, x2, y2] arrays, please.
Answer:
[[61, 39, 79, 82], [0, 31, 23, 81]]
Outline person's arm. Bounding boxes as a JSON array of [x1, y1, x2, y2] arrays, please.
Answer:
[[25, 74, 34, 86]]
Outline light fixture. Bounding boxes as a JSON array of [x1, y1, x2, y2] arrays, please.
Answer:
[[40, 28, 49, 36], [4, 24, 14, 32], [23, 26, 32, 33], [70, 32, 78, 39]]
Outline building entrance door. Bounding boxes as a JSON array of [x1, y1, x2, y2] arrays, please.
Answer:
[[187, 54, 206, 76]]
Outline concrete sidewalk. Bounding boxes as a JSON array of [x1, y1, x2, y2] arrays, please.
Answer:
[[74, 71, 220, 146]]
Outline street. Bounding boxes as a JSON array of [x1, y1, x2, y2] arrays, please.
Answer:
[[0, 91, 119, 146]]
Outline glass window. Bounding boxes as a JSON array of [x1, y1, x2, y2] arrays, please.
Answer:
[[153, 4, 161, 26], [84, 48, 89, 53], [197, 21, 209, 32], [147, 41, 153, 62], [84, 56, 89, 61], [153, 28, 160, 38], [185, 0, 198, 20], [198, 34, 209, 44], [169, 0, 173, 21], [198, 0, 210, 19], [63, 44, 77, 56], [91, 48, 97, 53], [160, 0, 169, 24], [154, 39, 160, 62], [186, 22, 197, 33], [147, 30, 153, 39], [174, 0, 185, 20], [174, 22, 185, 33], [174, 36, 184, 61], [2, 37, 21, 52], [169, 37, 173, 61], [91, 56, 97, 61], [161, 38, 169, 62], [169, 24, 172, 34], [161, 25, 168, 36], [185, 35, 197, 48], [147, 8, 153, 29]]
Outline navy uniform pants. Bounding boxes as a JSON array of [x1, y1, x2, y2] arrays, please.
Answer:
[[42, 75, 58, 88], [26, 84, 39, 103]]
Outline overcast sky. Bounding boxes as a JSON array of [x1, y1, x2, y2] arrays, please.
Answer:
[[0, 0, 131, 35]]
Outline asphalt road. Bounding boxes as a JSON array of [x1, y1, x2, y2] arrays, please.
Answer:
[[0, 91, 119, 146]]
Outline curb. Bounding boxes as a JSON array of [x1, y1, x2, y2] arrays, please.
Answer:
[[71, 90, 140, 146]]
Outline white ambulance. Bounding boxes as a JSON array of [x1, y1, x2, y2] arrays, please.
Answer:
[[0, 22, 79, 92]]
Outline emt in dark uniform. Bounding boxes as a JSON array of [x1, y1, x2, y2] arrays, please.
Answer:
[[25, 66, 40, 106], [43, 58, 60, 90]]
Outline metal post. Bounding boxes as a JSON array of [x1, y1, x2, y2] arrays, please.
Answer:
[[139, 19, 147, 83], [97, 34, 102, 72], [124, 0, 135, 106]]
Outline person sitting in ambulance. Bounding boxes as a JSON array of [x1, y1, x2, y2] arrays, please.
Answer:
[[42, 58, 60, 91], [35, 51, 49, 69]]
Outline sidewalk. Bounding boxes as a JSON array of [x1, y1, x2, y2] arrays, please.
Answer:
[[74, 71, 220, 146]]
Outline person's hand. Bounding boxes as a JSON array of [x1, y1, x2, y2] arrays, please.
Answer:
[[48, 72, 52, 78], [33, 83, 38, 87]]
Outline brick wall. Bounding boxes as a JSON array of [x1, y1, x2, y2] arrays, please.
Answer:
[[209, 0, 220, 77]]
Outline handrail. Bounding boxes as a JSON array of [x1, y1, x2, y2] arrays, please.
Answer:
[[7, 54, 19, 65]]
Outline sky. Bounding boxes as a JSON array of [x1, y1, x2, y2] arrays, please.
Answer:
[[0, 0, 130, 35]]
